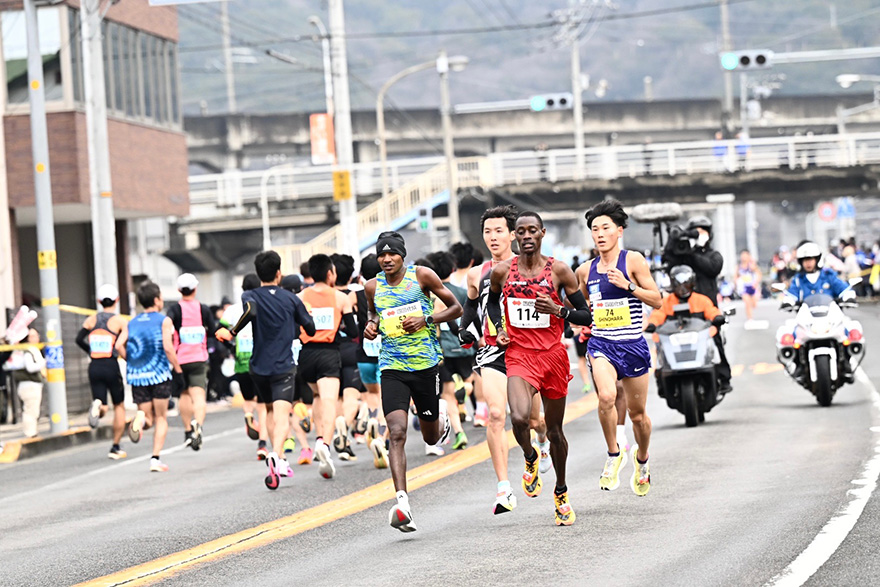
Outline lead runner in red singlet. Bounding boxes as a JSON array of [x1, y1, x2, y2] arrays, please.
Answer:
[[487, 211, 594, 527]]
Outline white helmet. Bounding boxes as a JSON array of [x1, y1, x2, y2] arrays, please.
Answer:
[[796, 241, 822, 272]]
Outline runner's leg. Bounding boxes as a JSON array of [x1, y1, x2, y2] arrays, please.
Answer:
[[590, 356, 620, 453], [507, 376, 538, 457], [621, 374, 651, 461], [386, 409, 408, 492], [482, 367, 510, 480], [151, 398, 169, 456], [271, 400, 293, 455], [542, 396, 568, 488]]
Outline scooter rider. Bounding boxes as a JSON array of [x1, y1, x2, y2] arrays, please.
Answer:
[[782, 241, 853, 306], [662, 215, 731, 393]]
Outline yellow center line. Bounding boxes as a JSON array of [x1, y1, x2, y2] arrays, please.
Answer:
[[76, 394, 598, 587]]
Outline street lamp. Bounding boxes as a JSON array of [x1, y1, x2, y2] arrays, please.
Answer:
[[835, 74, 880, 134], [376, 52, 468, 241], [308, 16, 334, 119]]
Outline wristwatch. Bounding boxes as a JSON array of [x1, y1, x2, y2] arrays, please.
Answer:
[[425, 315, 435, 326], [627, 282, 637, 292]]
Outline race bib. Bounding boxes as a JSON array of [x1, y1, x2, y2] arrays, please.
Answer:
[[311, 307, 335, 331], [507, 298, 549, 329], [380, 302, 424, 338], [179, 326, 205, 345], [593, 299, 632, 329], [237, 335, 254, 354], [89, 334, 113, 357], [363, 334, 382, 357]]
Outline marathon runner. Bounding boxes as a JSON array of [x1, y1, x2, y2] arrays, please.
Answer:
[[583, 199, 661, 496], [364, 231, 461, 532], [487, 210, 593, 525]]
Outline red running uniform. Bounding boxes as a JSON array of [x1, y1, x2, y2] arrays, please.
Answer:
[[502, 257, 572, 399]]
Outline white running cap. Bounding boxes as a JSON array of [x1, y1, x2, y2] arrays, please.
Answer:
[[97, 284, 119, 301], [177, 273, 199, 290]]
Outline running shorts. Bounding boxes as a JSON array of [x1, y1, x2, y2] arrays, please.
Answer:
[[439, 356, 474, 383], [132, 380, 172, 404], [743, 284, 757, 296], [506, 343, 572, 400], [233, 371, 256, 402], [89, 358, 124, 406], [574, 336, 588, 358], [251, 369, 296, 404], [293, 370, 313, 404], [587, 336, 652, 380], [358, 361, 380, 385], [475, 343, 506, 375], [381, 365, 440, 422], [180, 361, 208, 393], [298, 345, 341, 383], [341, 364, 363, 394]]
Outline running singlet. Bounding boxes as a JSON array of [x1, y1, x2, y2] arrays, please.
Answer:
[[126, 312, 171, 387], [477, 261, 505, 346], [174, 299, 208, 364], [373, 265, 441, 372], [88, 311, 118, 360], [220, 303, 252, 374], [502, 257, 564, 350], [299, 287, 342, 345], [586, 251, 644, 341]]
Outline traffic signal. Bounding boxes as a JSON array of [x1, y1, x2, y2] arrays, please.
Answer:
[[529, 92, 573, 112], [416, 208, 431, 233], [719, 50, 774, 71]]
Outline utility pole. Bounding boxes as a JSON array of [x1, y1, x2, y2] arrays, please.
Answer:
[[24, 0, 68, 433], [438, 50, 461, 244], [328, 0, 358, 260], [571, 39, 585, 180], [220, 0, 237, 113], [720, 0, 734, 133], [81, 0, 118, 300]]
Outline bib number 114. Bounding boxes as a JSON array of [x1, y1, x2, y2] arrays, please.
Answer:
[[507, 298, 549, 329]]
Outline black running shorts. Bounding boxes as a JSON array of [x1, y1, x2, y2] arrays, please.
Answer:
[[298, 345, 341, 383], [132, 381, 172, 405], [251, 369, 296, 404], [89, 358, 124, 406], [381, 365, 440, 422], [474, 344, 506, 375], [233, 371, 256, 402], [439, 356, 474, 383], [293, 370, 314, 404], [340, 364, 363, 394], [179, 361, 208, 394]]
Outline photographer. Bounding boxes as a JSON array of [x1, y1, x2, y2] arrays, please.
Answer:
[[662, 215, 732, 393]]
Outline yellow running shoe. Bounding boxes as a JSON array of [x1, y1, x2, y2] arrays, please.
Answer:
[[554, 491, 576, 526], [370, 438, 389, 469], [630, 444, 651, 496], [599, 447, 628, 491], [522, 453, 543, 498], [294, 402, 311, 433]]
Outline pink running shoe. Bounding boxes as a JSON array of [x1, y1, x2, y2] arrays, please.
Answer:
[[298, 447, 314, 465]]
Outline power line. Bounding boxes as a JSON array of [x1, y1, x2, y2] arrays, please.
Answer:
[[497, 0, 523, 26]]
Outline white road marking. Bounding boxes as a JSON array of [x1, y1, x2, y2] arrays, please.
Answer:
[[0, 427, 240, 505], [765, 368, 880, 587]]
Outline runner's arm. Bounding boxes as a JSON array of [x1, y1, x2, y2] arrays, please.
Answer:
[[486, 264, 507, 333], [114, 323, 128, 359], [294, 296, 317, 337], [416, 266, 462, 324], [628, 252, 663, 309], [363, 280, 380, 340], [538, 261, 592, 325], [339, 290, 358, 338], [227, 301, 255, 337], [162, 317, 183, 373], [75, 328, 90, 354]]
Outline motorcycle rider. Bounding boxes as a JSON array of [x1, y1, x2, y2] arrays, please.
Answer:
[[662, 215, 731, 393], [645, 266, 726, 397], [782, 241, 854, 305]]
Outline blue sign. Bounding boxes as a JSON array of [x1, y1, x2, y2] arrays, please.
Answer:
[[838, 197, 856, 219], [45, 345, 64, 370]]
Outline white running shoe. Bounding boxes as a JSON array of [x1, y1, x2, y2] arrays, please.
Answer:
[[425, 443, 445, 456], [333, 416, 348, 453], [150, 458, 168, 473], [316, 442, 336, 479], [366, 417, 380, 444], [436, 399, 451, 446], [389, 501, 417, 532], [128, 410, 145, 444], [370, 438, 389, 469], [537, 440, 553, 474], [277, 458, 294, 478], [88, 399, 102, 429], [493, 489, 517, 515]]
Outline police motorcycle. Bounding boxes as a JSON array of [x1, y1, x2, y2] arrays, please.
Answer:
[[645, 266, 734, 427]]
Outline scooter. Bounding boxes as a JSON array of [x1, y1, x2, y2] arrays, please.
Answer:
[[774, 280, 864, 406], [649, 304, 734, 427]]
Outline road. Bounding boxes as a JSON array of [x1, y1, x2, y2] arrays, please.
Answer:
[[1, 299, 878, 587]]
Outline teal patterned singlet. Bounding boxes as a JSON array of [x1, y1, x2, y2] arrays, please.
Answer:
[[374, 265, 441, 372]]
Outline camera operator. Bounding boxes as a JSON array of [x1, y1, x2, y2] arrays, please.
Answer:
[[662, 215, 732, 394]]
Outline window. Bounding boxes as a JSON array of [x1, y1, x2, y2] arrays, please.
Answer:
[[123, 27, 138, 117], [3, 7, 63, 105], [68, 9, 83, 103], [168, 44, 179, 125], [110, 23, 125, 114], [139, 33, 152, 119]]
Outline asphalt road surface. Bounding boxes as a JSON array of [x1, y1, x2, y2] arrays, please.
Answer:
[[1, 299, 879, 587]]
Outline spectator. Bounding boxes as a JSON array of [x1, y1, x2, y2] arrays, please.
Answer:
[[449, 242, 474, 289], [9, 329, 45, 438]]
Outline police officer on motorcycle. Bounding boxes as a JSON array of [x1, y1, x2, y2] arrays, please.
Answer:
[[662, 215, 732, 393], [782, 241, 854, 306]]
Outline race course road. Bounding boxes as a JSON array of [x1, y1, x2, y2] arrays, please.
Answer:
[[1, 299, 879, 587]]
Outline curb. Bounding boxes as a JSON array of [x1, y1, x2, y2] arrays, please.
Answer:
[[0, 425, 116, 464]]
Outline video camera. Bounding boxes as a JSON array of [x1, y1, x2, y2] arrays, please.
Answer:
[[666, 225, 700, 256]]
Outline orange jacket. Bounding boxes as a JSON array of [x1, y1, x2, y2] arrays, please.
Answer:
[[647, 292, 720, 328]]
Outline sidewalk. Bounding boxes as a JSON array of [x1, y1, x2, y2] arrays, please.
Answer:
[[0, 396, 243, 464]]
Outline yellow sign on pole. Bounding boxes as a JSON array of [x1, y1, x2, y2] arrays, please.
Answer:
[[38, 249, 57, 270], [333, 170, 352, 202]]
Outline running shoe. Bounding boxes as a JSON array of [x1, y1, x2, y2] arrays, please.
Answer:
[[333, 416, 349, 453], [370, 438, 389, 469], [473, 405, 488, 427], [244, 413, 260, 440], [452, 373, 466, 403], [425, 443, 444, 456], [537, 440, 553, 474], [354, 402, 369, 435], [298, 447, 313, 465], [452, 431, 468, 450], [630, 444, 651, 497], [437, 399, 451, 446], [554, 491, 576, 526], [389, 501, 417, 533], [599, 447, 628, 491], [522, 453, 543, 497], [190, 420, 203, 451], [283, 437, 296, 455], [316, 442, 336, 479], [107, 445, 127, 460], [256, 440, 269, 461], [88, 399, 102, 429], [294, 402, 311, 433], [458, 405, 467, 423], [366, 417, 380, 445], [353, 433, 366, 445], [582, 383, 592, 394], [184, 431, 193, 448], [493, 488, 517, 515], [277, 458, 294, 478], [150, 458, 169, 473], [338, 445, 358, 461], [128, 410, 145, 444]]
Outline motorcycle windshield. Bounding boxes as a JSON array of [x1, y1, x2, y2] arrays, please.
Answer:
[[804, 293, 834, 317], [656, 316, 711, 335]]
